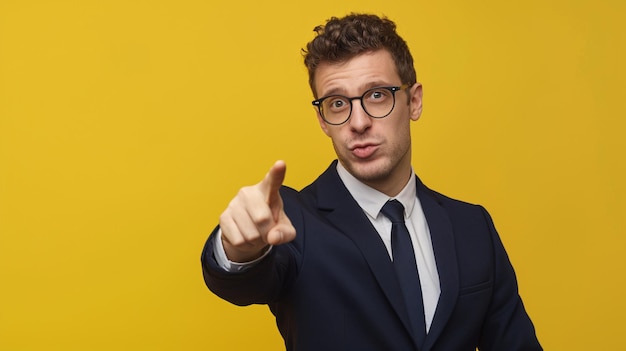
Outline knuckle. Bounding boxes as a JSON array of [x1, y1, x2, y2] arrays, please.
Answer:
[[237, 185, 256, 199], [225, 235, 246, 247], [218, 211, 229, 223], [225, 234, 263, 252], [251, 211, 273, 227]]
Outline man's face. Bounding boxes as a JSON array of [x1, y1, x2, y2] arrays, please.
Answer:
[[314, 49, 423, 196]]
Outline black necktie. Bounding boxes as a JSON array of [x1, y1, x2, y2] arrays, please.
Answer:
[[381, 199, 426, 346]]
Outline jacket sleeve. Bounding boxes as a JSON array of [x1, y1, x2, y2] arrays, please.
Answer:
[[478, 206, 543, 350], [200, 187, 303, 306]]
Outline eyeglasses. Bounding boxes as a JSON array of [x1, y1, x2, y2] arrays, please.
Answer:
[[312, 84, 410, 125]]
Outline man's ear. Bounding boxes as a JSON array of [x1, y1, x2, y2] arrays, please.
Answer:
[[409, 83, 423, 121], [316, 111, 331, 136]]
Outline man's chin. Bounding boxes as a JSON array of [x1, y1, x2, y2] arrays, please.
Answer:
[[343, 159, 389, 183]]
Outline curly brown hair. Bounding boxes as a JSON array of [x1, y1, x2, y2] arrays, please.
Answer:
[[302, 13, 417, 97]]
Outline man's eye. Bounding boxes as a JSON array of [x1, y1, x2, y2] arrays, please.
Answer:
[[367, 89, 390, 101], [327, 98, 348, 110], [332, 100, 345, 108]]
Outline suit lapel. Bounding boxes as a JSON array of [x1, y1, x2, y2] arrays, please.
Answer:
[[311, 163, 460, 350], [416, 180, 460, 350], [313, 162, 418, 345]]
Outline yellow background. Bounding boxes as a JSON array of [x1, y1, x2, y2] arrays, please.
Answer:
[[1, 0, 624, 350]]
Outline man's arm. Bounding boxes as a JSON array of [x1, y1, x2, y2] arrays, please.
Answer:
[[478, 207, 542, 350], [200, 161, 299, 306], [213, 228, 273, 272]]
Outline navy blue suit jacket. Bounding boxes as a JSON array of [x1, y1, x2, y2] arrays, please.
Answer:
[[202, 161, 541, 351]]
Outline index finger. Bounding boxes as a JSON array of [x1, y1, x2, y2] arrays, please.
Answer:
[[260, 160, 286, 201]]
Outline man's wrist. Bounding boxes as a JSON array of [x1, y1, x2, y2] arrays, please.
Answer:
[[213, 229, 273, 272]]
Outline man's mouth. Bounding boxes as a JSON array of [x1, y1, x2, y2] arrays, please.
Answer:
[[350, 143, 379, 159]]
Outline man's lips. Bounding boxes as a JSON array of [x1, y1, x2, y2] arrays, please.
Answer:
[[350, 143, 379, 159]]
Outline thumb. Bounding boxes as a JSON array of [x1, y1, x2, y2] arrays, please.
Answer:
[[266, 210, 297, 245]]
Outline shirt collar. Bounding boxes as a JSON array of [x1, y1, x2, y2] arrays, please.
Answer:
[[336, 161, 417, 220]]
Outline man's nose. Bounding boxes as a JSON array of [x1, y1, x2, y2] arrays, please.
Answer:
[[348, 101, 372, 132]]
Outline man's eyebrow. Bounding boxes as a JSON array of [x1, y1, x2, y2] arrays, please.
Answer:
[[320, 81, 395, 98], [319, 87, 344, 97]]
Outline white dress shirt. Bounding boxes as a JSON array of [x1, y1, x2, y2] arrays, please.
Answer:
[[214, 162, 441, 331], [335, 163, 440, 331]]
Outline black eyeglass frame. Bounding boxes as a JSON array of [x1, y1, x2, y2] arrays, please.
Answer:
[[312, 84, 410, 125]]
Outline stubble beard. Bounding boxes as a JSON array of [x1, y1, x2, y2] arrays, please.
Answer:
[[335, 139, 412, 188]]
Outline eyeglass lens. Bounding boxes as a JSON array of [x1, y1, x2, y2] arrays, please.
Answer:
[[320, 87, 397, 125]]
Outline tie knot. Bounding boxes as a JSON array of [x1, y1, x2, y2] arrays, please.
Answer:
[[380, 199, 405, 224]]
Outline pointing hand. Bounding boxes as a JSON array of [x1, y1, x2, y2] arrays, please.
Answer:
[[219, 160, 296, 262]]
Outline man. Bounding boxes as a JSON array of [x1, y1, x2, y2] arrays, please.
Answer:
[[201, 13, 542, 351]]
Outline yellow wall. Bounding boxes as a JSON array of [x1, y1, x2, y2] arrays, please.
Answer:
[[1, 0, 624, 350]]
